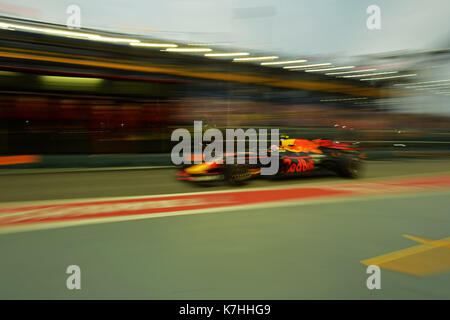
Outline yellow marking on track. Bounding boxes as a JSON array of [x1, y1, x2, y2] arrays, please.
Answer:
[[402, 234, 450, 248], [361, 235, 450, 276]]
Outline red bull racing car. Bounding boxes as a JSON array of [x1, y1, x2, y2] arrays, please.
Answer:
[[176, 138, 365, 185]]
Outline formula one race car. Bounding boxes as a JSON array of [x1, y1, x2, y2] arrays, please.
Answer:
[[176, 138, 365, 185]]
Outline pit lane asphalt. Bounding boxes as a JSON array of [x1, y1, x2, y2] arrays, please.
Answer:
[[0, 160, 449, 299]]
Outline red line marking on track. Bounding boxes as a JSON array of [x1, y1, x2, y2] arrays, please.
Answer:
[[0, 174, 450, 228]]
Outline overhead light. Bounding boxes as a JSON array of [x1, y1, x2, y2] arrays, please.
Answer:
[[205, 52, 250, 57], [0, 22, 14, 30], [320, 97, 367, 102], [360, 74, 417, 81], [405, 83, 450, 89], [87, 35, 140, 43], [233, 56, 278, 62], [0, 21, 99, 39], [305, 66, 354, 72], [130, 42, 177, 48], [0, 21, 142, 44], [394, 79, 450, 86], [326, 69, 376, 75], [341, 71, 398, 78], [164, 48, 212, 52], [284, 63, 331, 69], [261, 59, 307, 65]]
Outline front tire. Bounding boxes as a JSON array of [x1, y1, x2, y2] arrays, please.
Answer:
[[225, 164, 251, 186]]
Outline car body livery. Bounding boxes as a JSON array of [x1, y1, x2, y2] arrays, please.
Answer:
[[176, 138, 365, 185]]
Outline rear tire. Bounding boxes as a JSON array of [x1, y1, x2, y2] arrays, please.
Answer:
[[335, 157, 362, 178]]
